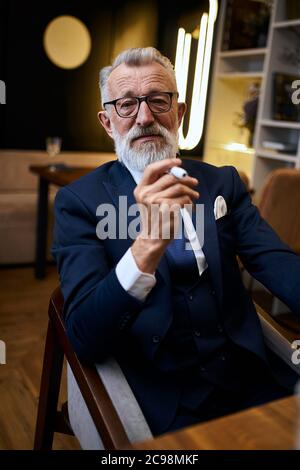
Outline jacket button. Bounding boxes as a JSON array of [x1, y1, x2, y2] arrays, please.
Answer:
[[194, 329, 201, 337], [217, 324, 223, 333], [189, 295, 193, 301], [210, 290, 216, 296], [152, 335, 160, 344]]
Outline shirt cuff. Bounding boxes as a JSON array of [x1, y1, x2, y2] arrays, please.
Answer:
[[115, 248, 156, 302]]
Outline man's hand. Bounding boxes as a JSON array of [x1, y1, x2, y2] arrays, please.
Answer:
[[131, 158, 199, 274]]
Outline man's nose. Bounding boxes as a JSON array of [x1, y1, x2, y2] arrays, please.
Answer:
[[135, 100, 155, 127]]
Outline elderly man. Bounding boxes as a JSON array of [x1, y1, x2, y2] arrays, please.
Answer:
[[53, 47, 300, 436]]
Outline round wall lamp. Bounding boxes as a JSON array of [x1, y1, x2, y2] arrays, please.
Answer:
[[43, 15, 91, 69]]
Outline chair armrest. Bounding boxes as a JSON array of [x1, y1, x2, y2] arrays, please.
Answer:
[[255, 302, 300, 376], [49, 288, 131, 449], [96, 358, 152, 444], [67, 360, 152, 450]]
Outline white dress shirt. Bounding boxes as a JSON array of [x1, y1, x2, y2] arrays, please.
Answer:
[[115, 162, 207, 301]]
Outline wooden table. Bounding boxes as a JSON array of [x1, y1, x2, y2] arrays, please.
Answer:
[[30, 165, 94, 279], [133, 396, 299, 450]]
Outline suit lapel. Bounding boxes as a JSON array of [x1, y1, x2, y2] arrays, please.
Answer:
[[103, 161, 136, 210]]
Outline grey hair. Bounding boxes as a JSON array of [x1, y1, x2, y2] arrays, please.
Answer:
[[99, 47, 176, 106]]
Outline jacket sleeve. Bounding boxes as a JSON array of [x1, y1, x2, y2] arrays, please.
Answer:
[[230, 166, 300, 316], [52, 186, 143, 363]]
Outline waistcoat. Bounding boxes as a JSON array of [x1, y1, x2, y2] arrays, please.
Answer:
[[155, 249, 255, 410]]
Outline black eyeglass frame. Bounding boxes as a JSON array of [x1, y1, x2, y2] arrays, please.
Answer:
[[103, 91, 179, 118]]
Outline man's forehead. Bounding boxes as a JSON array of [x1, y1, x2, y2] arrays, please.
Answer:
[[107, 62, 176, 96]]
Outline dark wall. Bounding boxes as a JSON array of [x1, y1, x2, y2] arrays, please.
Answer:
[[0, 0, 116, 151], [0, 0, 213, 154]]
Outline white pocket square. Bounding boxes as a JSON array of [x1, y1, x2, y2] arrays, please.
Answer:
[[214, 195, 227, 220]]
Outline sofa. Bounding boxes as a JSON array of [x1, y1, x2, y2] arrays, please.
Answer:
[[0, 150, 116, 264]]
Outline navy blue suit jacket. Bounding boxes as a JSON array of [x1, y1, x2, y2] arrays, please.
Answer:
[[52, 159, 300, 434]]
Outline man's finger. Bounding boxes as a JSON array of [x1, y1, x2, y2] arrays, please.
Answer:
[[149, 173, 199, 193], [151, 185, 199, 203], [141, 158, 182, 185]]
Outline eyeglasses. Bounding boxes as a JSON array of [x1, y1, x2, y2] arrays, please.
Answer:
[[103, 92, 179, 118]]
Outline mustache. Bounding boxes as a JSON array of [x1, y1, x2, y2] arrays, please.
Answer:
[[128, 124, 164, 142]]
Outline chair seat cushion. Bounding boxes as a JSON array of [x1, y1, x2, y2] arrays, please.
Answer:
[[67, 359, 152, 450]]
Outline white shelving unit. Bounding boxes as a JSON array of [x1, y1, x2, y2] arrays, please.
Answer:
[[203, 0, 267, 179], [218, 72, 264, 80], [204, 0, 300, 194], [252, 0, 300, 194], [218, 48, 267, 58]]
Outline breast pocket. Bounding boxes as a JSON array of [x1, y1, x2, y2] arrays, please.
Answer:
[[215, 214, 235, 253]]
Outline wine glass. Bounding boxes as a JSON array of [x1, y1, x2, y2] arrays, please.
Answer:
[[46, 137, 62, 170]]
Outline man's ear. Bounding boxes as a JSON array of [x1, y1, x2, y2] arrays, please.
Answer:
[[177, 102, 187, 127], [98, 111, 113, 138]]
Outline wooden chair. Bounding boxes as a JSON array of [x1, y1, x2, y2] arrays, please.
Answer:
[[253, 169, 300, 320], [258, 169, 300, 255], [33, 287, 152, 450], [34, 287, 300, 450]]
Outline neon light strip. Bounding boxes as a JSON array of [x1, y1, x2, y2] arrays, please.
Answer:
[[175, 29, 191, 102], [175, 0, 218, 150]]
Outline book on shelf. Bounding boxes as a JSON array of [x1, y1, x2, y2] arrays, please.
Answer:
[[222, 0, 271, 51], [262, 140, 297, 154]]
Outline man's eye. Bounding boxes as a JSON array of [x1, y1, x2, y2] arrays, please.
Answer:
[[150, 97, 167, 105], [119, 99, 136, 109], [149, 95, 169, 108]]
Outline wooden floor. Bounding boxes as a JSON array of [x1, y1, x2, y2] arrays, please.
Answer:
[[0, 265, 296, 450], [0, 266, 80, 450]]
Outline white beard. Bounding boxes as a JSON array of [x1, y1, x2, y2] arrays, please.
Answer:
[[111, 121, 179, 172]]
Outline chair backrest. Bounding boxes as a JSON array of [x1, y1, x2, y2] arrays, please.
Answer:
[[258, 169, 300, 254], [238, 170, 251, 193]]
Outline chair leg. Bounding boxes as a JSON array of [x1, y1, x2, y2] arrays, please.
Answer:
[[55, 401, 74, 436], [34, 319, 64, 450]]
